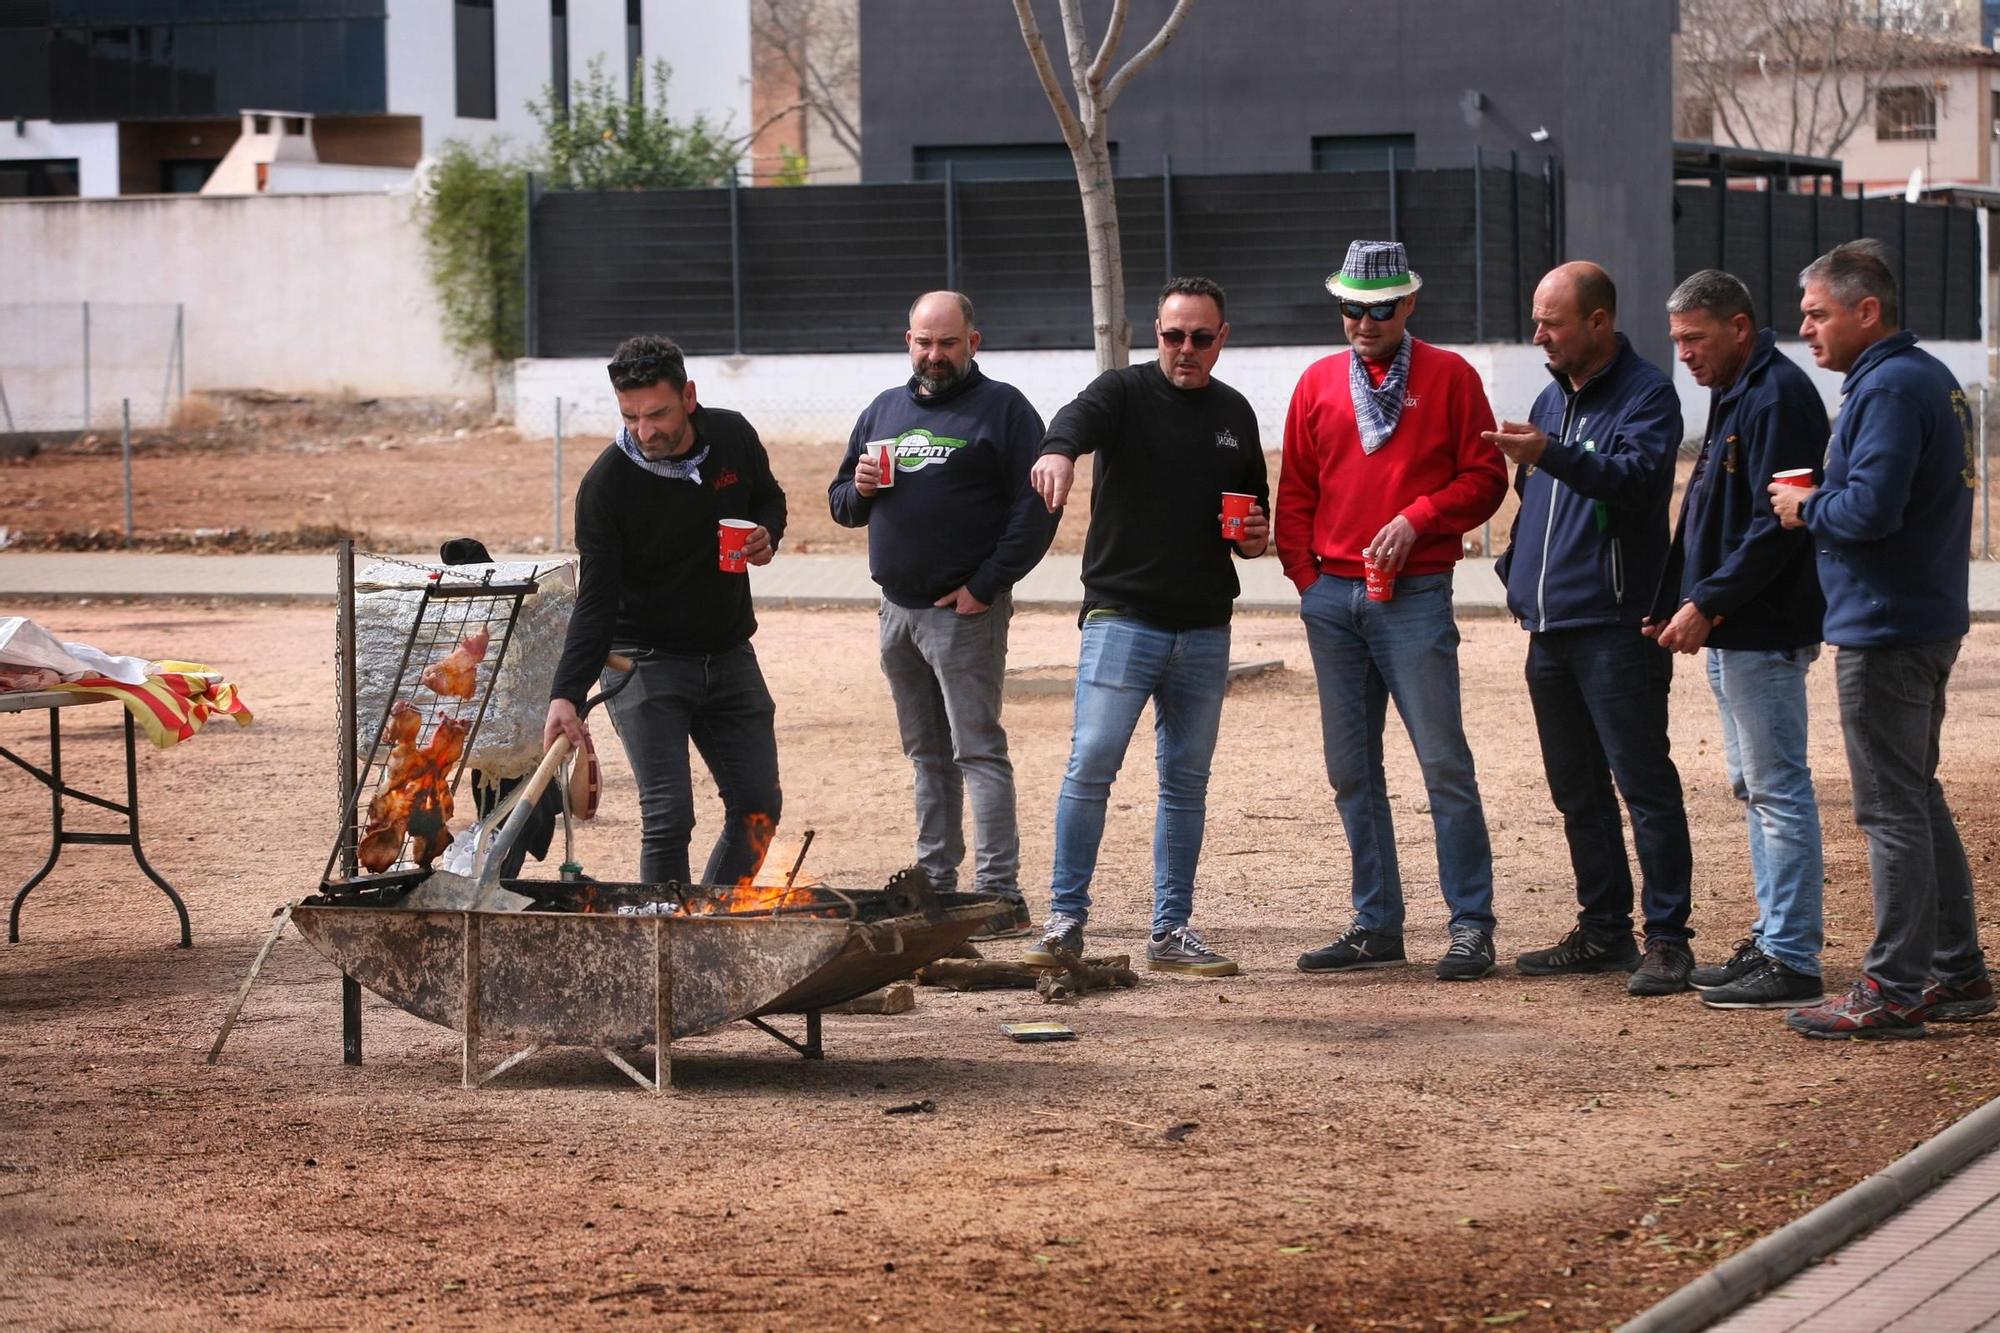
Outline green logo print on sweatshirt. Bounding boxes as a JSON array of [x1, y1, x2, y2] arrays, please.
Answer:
[[889, 428, 967, 474]]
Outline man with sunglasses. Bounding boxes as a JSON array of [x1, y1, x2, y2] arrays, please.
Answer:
[[544, 335, 789, 889], [1023, 276, 1269, 978], [829, 291, 1057, 940], [1277, 240, 1509, 981]]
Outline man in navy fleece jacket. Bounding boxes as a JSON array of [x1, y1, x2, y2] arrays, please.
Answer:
[[829, 291, 1057, 938], [1771, 239, 1992, 1041]]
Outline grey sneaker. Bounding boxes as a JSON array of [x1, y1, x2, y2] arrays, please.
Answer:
[[1691, 937, 1763, 990], [1146, 923, 1239, 977], [1022, 913, 1083, 967], [1436, 925, 1496, 981], [1298, 923, 1407, 972], [1701, 957, 1823, 1010], [1628, 937, 1696, 996]]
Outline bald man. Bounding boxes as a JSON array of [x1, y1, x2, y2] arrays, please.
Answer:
[[1486, 263, 1696, 997], [830, 291, 1057, 938]]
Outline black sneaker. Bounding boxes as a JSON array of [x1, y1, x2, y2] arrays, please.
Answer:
[[970, 897, 1033, 942], [1921, 975, 1997, 1021], [1690, 937, 1763, 990], [1515, 926, 1640, 976], [1298, 924, 1406, 973], [1022, 913, 1083, 967], [1701, 957, 1824, 1010], [1436, 925, 1495, 981], [1628, 937, 1696, 996]]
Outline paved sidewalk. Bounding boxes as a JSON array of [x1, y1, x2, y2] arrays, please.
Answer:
[[1710, 1145, 2000, 1332]]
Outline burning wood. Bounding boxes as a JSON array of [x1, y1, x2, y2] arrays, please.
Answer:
[[420, 627, 489, 699], [358, 712, 469, 873]]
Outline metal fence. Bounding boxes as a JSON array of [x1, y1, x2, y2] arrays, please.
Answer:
[[527, 155, 1561, 358], [0, 301, 187, 434]]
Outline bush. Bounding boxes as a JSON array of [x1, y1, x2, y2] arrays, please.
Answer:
[[530, 57, 741, 192], [420, 139, 529, 369]]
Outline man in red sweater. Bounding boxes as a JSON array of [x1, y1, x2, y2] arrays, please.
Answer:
[[1277, 241, 1509, 981]]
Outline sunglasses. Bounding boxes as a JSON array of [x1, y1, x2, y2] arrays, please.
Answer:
[[1158, 327, 1219, 350], [1338, 298, 1405, 323]]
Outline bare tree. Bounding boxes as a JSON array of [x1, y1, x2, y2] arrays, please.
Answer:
[[1011, 0, 1200, 372], [750, 0, 861, 179], [1677, 0, 1971, 160]]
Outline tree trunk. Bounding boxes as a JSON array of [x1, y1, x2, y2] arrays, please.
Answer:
[[1077, 127, 1129, 374]]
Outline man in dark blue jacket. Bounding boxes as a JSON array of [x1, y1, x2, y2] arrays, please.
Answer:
[[1487, 262, 1696, 996], [1647, 269, 1828, 1011], [1771, 240, 1992, 1040], [829, 291, 1058, 939]]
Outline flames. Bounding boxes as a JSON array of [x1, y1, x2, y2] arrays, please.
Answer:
[[683, 814, 804, 915]]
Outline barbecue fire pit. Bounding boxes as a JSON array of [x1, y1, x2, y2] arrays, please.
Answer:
[[285, 869, 997, 1090]]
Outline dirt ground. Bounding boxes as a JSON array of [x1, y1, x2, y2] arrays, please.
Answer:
[[2, 592, 1997, 1331]]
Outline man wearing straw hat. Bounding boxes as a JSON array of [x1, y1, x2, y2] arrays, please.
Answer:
[[1277, 241, 1509, 981]]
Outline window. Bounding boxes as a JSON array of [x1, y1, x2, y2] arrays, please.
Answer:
[[913, 143, 1109, 181], [1876, 84, 1937, 141], [454, 0, 494, 120], [159, 157, 219, 193], [0, 156, 79, 197], [550, 0, 568, 114], [626, 0, 641, 102], [1311, 133, 1415, 171]]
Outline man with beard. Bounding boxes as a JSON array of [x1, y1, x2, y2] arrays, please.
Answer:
[[829, 291, 1057, 938], [1486, 262, 1697, 997], [1023, 276, 1269, 978]]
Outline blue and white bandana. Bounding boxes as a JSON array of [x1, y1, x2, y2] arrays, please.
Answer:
[[1349, 334, 1412, 454], [616, 426, 709, 483]]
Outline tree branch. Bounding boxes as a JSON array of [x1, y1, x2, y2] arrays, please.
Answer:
[[1102, 0, 1200, 109], [1012, 0, 1089, 155], [1086, 0, 1129, 91]]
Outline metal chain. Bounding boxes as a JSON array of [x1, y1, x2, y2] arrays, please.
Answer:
[[356, 550, 560, 585]]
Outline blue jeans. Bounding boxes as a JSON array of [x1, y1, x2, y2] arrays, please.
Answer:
[[1047, 615, 1231, 933], [1706, 646, 1824, 976], [1837, 641, 1987, 1007], [1524, 626, 1693, 940], [601, 644, 783, 888], [1300, 572, 1495, 934]]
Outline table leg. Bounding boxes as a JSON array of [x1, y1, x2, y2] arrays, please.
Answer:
[[120, 714, 191, 948], [6, 710, 64, 944]]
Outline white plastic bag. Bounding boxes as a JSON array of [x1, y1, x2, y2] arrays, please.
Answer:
[[0, 616, 156, 684]]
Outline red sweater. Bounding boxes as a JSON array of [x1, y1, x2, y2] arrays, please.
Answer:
[[1276, 338, 1507, 592]]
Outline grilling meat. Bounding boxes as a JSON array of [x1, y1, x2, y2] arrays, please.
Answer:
[[421, 627, 489, 699], [356, 714, 472, 873]]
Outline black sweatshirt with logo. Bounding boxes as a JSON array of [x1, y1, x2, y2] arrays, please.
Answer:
[[1039, 363, 1269, 630]]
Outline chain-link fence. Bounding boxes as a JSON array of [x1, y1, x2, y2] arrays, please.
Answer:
[[0, 302, 186, 435]]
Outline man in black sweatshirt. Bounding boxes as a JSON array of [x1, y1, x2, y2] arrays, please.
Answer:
[[543, 336, 788, 888], [829, 291, 1057, 938], [1021, 277, 1270, 978]]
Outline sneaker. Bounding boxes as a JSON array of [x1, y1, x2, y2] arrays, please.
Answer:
[[1436, 925, 1496, 981], [1146, 924, 1240, 977], [1701, 957, 1824, 1010], [1628, 937, 1696, 996], [969, 897, 1033, 942], [1298, 923, 1406, 973], [1691, 937, 1764, 990], [1921, 975, 1997, 1022], [1022, 913, 1083, 967], [1785, 977, 1928, 1041], [1515, 926, 1641, 976]]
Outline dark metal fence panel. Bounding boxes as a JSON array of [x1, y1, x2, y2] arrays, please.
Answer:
[[534, 191, 733, 357], [1672, 185, 1978, 341], [737, 183, 945, 354]]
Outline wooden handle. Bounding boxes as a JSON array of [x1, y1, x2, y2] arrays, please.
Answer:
[[605, 652, 634, 673]]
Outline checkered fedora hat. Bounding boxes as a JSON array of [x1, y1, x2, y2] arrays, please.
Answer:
[[1324, 240, 1424, 301]]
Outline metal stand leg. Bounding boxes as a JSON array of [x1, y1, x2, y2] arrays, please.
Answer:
[[745, 1012, 825, 1060], [342, 973, 362, 1065], [6, 707, 191, 947]]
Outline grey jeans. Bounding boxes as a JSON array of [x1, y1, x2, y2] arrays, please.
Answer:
[[1836, 640, 1988, 1006], [879, 593, 1019, 899]]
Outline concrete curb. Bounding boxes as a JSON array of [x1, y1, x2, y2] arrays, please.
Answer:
[[1617, 1093, 2000, 1333]]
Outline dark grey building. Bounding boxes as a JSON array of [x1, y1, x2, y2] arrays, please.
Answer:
[[857, 0, 1676, 361]]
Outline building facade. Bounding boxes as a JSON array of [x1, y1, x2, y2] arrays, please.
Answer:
[[0, 1, 753, 197]]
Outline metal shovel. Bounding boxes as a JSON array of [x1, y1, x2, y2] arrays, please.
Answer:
[[404, 652, 641, 912]]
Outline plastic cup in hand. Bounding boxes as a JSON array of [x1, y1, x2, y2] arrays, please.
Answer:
[[1221, 491, 1254, 540], [718, 519, 757, 573], [1773, 468, 1814, 488], [1364, 554, 1395, 602], [875, 439, 898, 489]]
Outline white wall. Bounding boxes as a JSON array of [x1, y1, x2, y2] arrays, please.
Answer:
[[385, 0, 753, 161], [0, 192, 484, 413], [0, 122, 120, 199], [515, 339, 1994, 448]]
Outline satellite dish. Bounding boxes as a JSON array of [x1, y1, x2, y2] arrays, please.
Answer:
[[1905, 168, 1925, 204]]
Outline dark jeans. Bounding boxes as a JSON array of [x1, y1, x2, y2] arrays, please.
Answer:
[[1837, 641, 1987, 1006], [1525, 626, 1693, 941], [602, 643, 782, 888]]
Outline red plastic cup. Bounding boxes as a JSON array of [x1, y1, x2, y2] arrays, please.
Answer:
[[1220, 492, 1254, 540], [1364, 555, 1395, 602], [718, 519, 757, 573], [875, 438, 898, 489], [1773, 468, 1814, 488]]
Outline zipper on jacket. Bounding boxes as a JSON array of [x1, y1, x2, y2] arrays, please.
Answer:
[[1535, 391, 1584, 631], [1611, 537, 1625, 605]]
